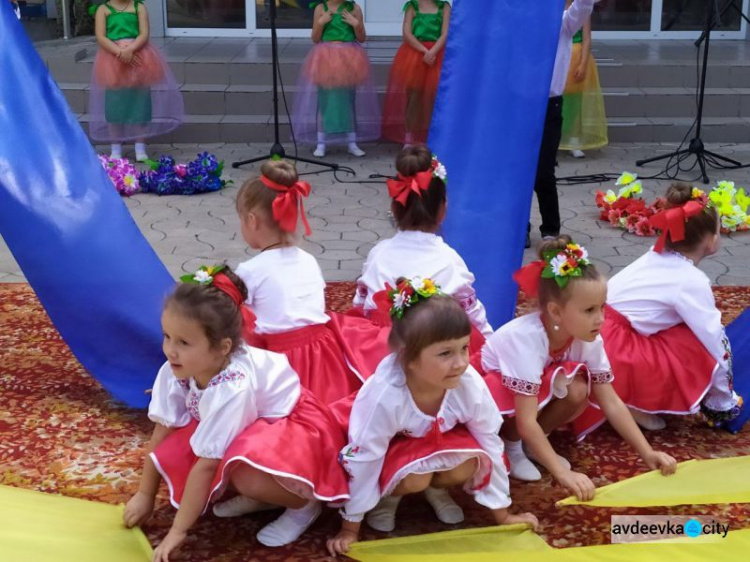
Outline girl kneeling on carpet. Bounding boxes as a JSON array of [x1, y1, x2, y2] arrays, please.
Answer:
[[233, 159, 362, 408], [574, 183, 742, 437], [481, 237, 676, 498], [123, 266, 349, 559], [330, 145, 492, 380], [327, 278, 538, 557]]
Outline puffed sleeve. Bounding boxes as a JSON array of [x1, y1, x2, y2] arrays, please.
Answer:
[[251, 348, 302, 418], [481, 323, 547, 395], [674, 273, 730, 375], [449, 249, 493, 336], [235, 259, 258, 307], [352, 241, 385, 308], [461, 370, 512, 510], [190, 377, 256, 459], [340, 378, 403, 523], [575, 336, 614, 384], [148, 362, 191, 428]]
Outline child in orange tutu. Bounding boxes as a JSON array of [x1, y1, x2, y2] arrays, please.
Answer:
[[327, 279, 537, 556], [90, 1, 183, 161], [292, 1, 381, 157], [481, 236, 676, 492], [123, 266, 349, 557], [382, 1, 451, 146]]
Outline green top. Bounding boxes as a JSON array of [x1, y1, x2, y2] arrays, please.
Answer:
[[572, 29, 583, 44], [405, 0, 446, 42], [321, 1, 357, 43], [103, 1, 142, 42]]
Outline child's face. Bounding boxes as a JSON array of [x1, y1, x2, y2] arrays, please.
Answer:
[[406, 335, 471, 390], [550, 278, 607, 343], [161, 306, 231, 384]]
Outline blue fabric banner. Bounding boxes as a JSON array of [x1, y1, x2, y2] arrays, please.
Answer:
[[0, 4, 174, 408], [430, 0, 565, 325], [726, 309, 750, 433]]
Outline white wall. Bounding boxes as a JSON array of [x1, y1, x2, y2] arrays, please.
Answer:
[[362, 0, 403, 24]]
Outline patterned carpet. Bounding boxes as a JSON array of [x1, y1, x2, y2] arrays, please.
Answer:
[[1, 283, 750, 560]]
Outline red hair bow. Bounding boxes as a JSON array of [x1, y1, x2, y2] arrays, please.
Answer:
[[387, 170, 433, 206], [648, 200, 705, 253], [212, 273, 257, 343], [261, 175, 312, 236], [512, 260, 546, 298]]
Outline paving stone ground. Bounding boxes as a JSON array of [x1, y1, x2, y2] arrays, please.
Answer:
[[1, 141, 749, 285]]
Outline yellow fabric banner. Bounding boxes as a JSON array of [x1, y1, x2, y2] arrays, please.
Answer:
[[0, 485, 152, 561], [348, 527, 750, 562], [557, 456, 750, 508]]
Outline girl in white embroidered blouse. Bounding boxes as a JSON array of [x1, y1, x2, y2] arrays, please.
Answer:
[[327, 278, 538, 557], [481, 237, 676, 501], [123, 266, 350, 561]]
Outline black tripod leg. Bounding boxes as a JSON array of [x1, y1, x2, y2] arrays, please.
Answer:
[[232, 155, 273, 169], [703, 149, 742, 166], [636, 148, 691, 167], [697, 153, 710, 184]]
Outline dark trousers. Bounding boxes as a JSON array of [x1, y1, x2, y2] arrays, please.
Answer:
[[531, 96, 563, 238]]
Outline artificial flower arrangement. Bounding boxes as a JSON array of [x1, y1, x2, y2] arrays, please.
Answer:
[[594, 172, 664, 237], [595, 173, 750, 235], [98, 152, 231, 197], [708, 181, 750, 233], [388, 276, 441, 319], [542, 243, 591, 288]]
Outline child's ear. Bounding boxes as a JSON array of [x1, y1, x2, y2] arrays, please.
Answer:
[[546, 300, 563, 325], [219, 337, 233, 358]]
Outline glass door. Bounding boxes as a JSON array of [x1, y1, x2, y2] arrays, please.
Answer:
[[164, 0, 248, 34]]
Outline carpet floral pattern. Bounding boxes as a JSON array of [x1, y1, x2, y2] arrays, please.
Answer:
[[1, 283, 749, 560]]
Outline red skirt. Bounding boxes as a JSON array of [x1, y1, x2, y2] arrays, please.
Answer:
[[484, 361, 591, 416], [256, 324, 363, 405], [93, 41, 166, 89], [151, 390, 350, 511], [382, 41, 445, 144], [328, 308, 487, 381], [573, 306, 719, 438]]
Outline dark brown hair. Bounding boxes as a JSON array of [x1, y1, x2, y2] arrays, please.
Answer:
[[662, 183, 719, 253], [391, 145, 447, 232], [388, 282, 472, 365], [537, 235, 602, 308], [236, 159, 299, 232], [165, 267, 249, 353]]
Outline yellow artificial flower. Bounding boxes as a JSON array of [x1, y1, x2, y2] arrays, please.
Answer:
[[604, 190, 617, 204], [616, 172, 637, 187], [736, 188, 749, 213], [710, 189, 734, 216], [559, 262, 575, 276], [692, 187, 706, 199], [422, 279, 437, 295]]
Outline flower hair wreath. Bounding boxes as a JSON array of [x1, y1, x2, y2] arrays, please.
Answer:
[[430, 155, 448, 183], [388, 277, 443, 319], [541, 243, 591, 289], [180, 265, 226, 285]]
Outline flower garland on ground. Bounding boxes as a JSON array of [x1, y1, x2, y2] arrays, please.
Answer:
[[97, 152, 231, 197], [595, 174, 750, 236]]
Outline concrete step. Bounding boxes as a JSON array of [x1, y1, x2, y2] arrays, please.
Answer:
[[82, 114, 750, 146]]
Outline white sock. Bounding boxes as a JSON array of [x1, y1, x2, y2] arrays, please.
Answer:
[[110, 143, 122, 159], [256, 500, 322, 547], [629, 408, 666, 431], [348, 142, 365, 157], [504, 439, 541, 482], [212, 495, 276, 518], [365, 495, 401, 532], [134, 142, 148, 161], [424, 487, 464, 524]]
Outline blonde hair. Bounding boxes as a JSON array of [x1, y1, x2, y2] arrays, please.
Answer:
[[236, 160, 299, 233]]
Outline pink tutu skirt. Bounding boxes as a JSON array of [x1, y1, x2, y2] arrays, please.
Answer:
[[256, 324, 364, 405], [89, 41, 183, 142], [151, 390, 350, 511], [291, 42, 381, 144]]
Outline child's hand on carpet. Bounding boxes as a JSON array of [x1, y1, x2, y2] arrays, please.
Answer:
[[123, 491, 155, 528], [495, 510, 540, 531], [152, 529, 187, 562], [556, 470, 596, 502], [643, 450, 677, 476]]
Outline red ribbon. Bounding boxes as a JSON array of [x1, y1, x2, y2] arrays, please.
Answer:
[[648, 200, 705, 253], [512, 260, 546, 297], [212, 273, 257, 343], [386, 170, 433, 206], [260, 175, 312, 236]]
